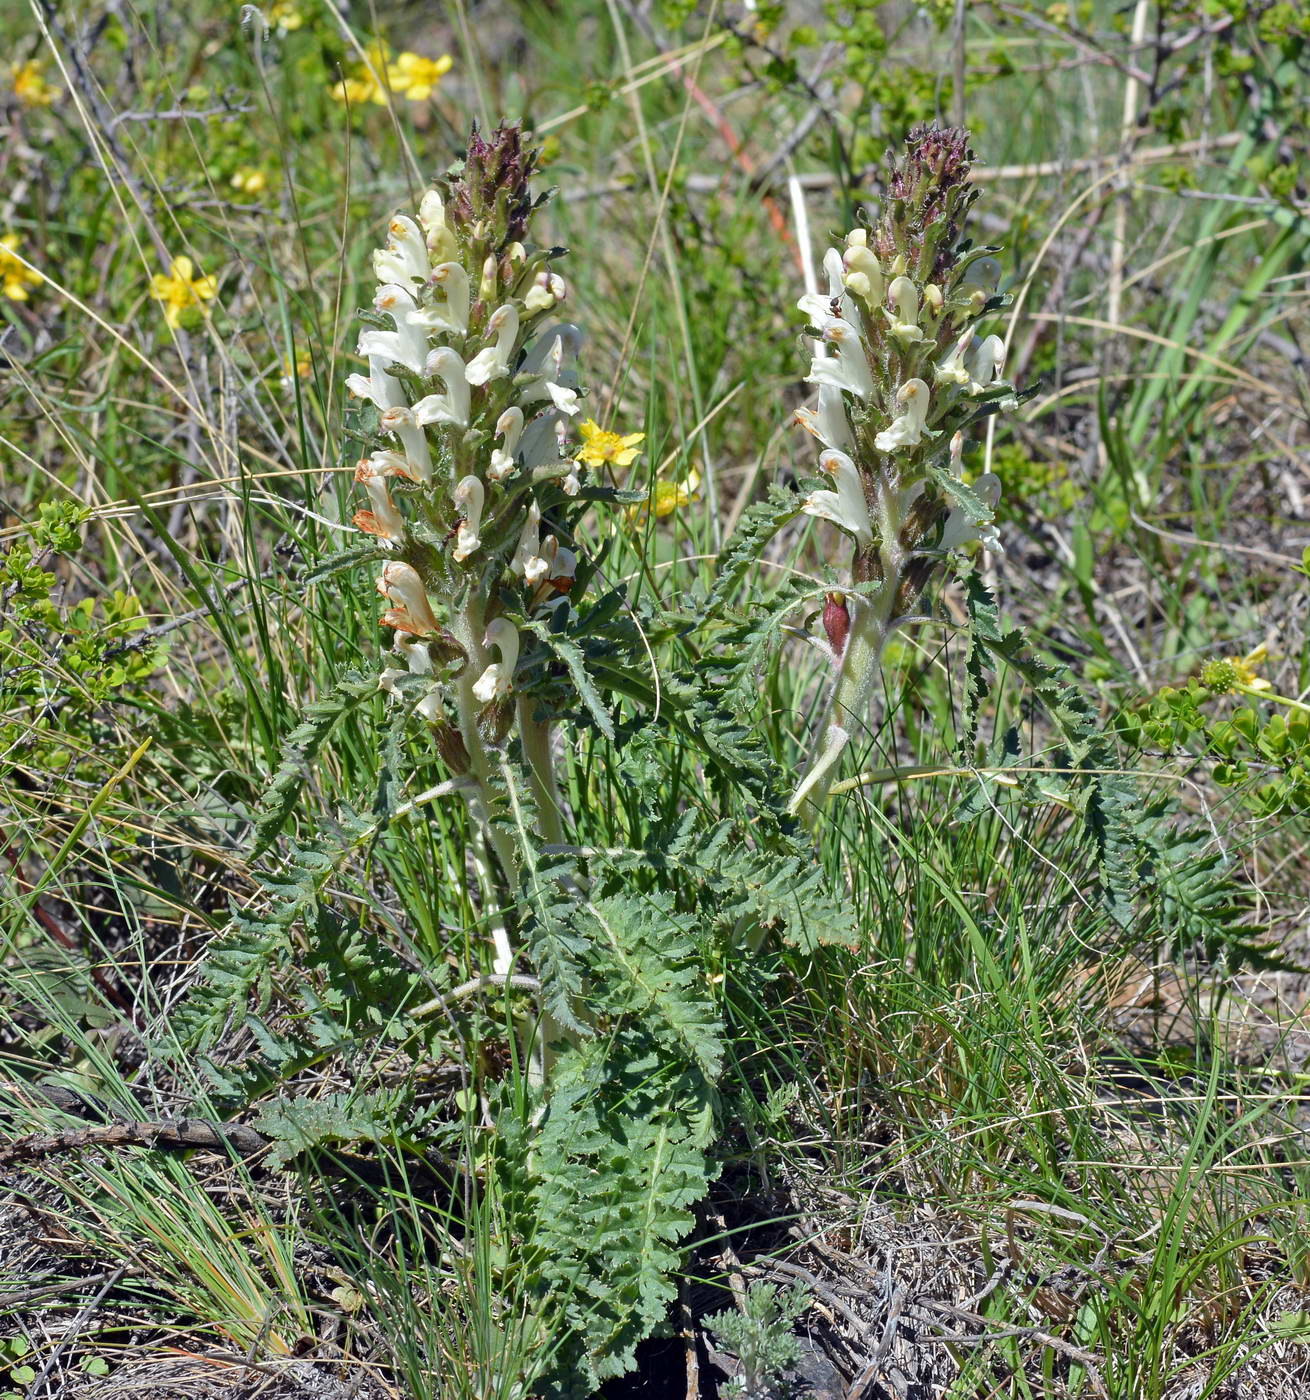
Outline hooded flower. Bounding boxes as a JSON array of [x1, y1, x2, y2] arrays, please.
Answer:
[[472, 617, 518, 702], [377, 561, 440, 636], [874, 379, 931, 453]]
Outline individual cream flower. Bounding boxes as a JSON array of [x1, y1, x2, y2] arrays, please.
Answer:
[[451, 476, 484, 562], [353, 458, 407, 541], [0, 234, 42, 301], [150, 255, 218, 329], [12, 59, 59, 107], [414, 262, 470, 336], [472, 618, 518, 702], [411, 347, 470, 428], [511, 500, 543, 579], [883, 276, 925, 345], [374, 408, 433, 483], [524, 270, 566, 315], [874, 378, 930, 453], [417, 190, 458, 262], [464, 303, 520, 385], [966, 335, 1006, 392], [488, 407, 524, 481], [387, 51, 453, 102], [575, 418, 645, 469], [377, 561, 440, 635], [373, 214, 430, 287], [802, 449, 873, 549], [793, 384, 854, 455], [806, 317, 874, 399], [230, 167, 267, 195]]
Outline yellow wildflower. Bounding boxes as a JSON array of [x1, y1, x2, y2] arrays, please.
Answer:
[[1231, 644, 1272, 691], [269, 1, 304, 32], [387, 51, 453, 101], [0, 234, 42, 300], [1201, 644, 1273, 695], [150, 255, 218, 329], [627, 469, 702, 523], [330, 41, 392, 106], [230, 167, 267, 195], [280, 349, 312, 388], [575, 418, 645, 469], [12, 58, 59, 107]]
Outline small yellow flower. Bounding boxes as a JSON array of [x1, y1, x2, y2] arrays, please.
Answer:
[[269, 1, 304, 32], [280, 349, 312, 388], [150, 255, 218, 329], [1201, 644, 1272, 695], [627, 469, 702, 523], [0, 234, 42, 301], [387, 51, 453, 101], [330, 41, 392, 106], [12, 58, 59, 107], [230, 167, 267, 195], [575, 418, 645, 469], [1232, 644, 1272, 691]]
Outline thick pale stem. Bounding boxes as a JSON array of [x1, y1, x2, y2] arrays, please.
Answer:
[[788, 592, 894, 823], [790, 469, 906, 824], [450, 593, 518, 975], [517, 697, 565, 847]]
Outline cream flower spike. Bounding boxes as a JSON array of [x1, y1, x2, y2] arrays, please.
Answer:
[[451, 476, 485, 562], [412, 347, 470, 428], [465, 304, 520, 386], [874, 378, 931, 452], [806, 317, 874, 399], [489, 406, 524, 481], [472, 618, 519, 703], [802, 449, 874, 550], [373, 215, 430, 287], [884, 276, 925, 345], [377, 561, 440, 636]]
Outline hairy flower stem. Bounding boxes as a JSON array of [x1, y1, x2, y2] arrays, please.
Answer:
[[517, 699, 565, 848], [450, 595, 518, 974], [789, 589, 895, 823]]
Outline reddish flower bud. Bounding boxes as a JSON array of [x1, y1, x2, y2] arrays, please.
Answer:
[[823, 591, 851, 658]]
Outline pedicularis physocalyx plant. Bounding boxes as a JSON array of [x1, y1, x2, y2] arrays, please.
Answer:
[[347, 124, 598, 977], [787, 125, 1023, 817]]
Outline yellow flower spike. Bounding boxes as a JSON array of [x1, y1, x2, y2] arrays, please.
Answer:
[[575, 418, 645, 469], [150, 255, 219, 329], [12, 58, 59, 107], [387, 51, 453, 101], [0, 233, 43, 301]]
